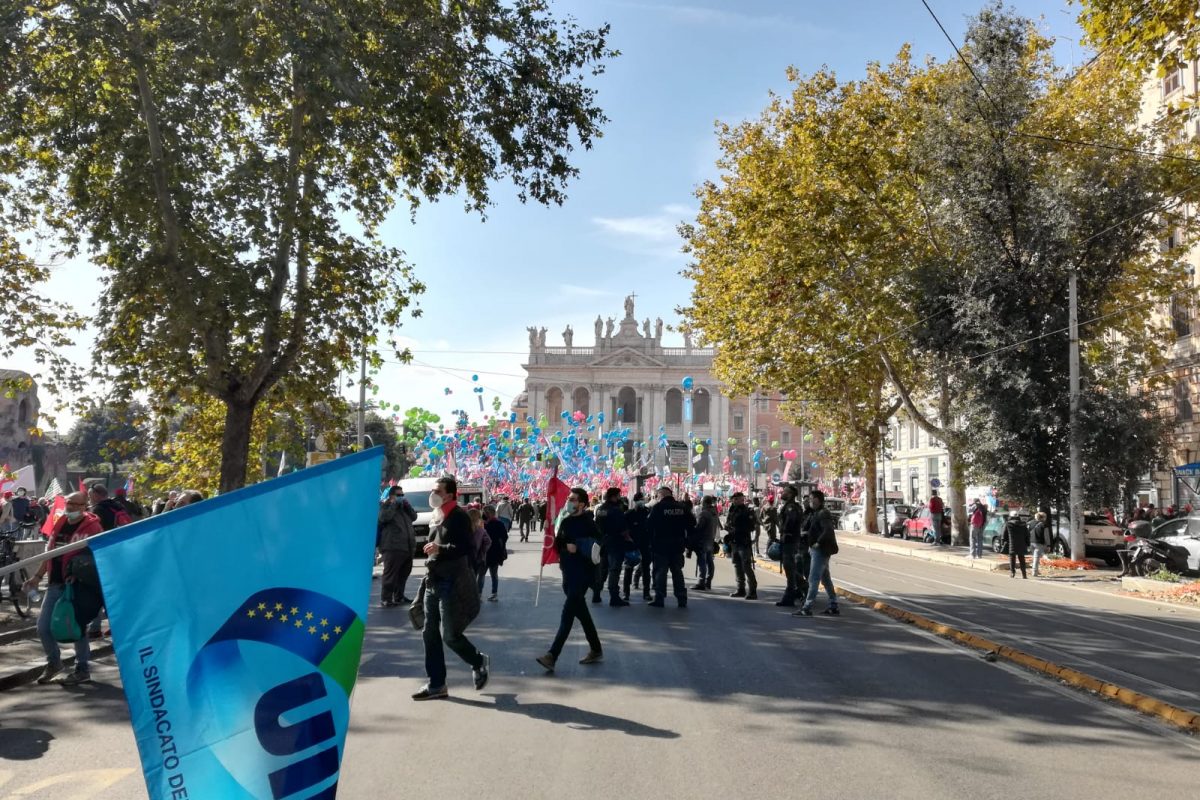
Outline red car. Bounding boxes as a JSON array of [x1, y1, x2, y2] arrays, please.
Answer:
[[903, 508, 951, 543]]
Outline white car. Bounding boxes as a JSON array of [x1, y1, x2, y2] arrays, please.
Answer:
[[840, 505, 866, 531], [1148, 516, 1200, 575]]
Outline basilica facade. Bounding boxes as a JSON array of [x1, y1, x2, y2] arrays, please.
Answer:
[[517, 295, 734, 474]]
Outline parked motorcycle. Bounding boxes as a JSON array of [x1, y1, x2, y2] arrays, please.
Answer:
[[1119, 536, 1190, 577]]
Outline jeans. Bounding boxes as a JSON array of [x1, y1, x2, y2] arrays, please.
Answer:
[[1031, 544, 1045, 576], [969, 526, 984, 558], [607, 548, 627, 600], [550, 589, 602, 658], [519, 520, 532, 541], [381, 550, 414, 603], [422, 576, 483, 689], [37, 583, 90, 673], [731, 545, 757, 594], [801, 547, 837, 611], [929, 512, 943, 543], [696, 548, 715, 586], [653, 552, 687, 603]]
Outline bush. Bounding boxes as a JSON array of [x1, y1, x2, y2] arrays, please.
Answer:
[[1146, 568, 1183, 583]]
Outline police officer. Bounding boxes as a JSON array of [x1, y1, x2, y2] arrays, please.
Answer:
[[775, 485, 806, 607], [623, 492, 652, 601], [595, 487, 632, 607], [725, 492, 758, 600], [646, 485, 694, 608]]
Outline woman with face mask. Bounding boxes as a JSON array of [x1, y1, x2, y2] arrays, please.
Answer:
[[535, 488, 604, 672], [22, 491, 104, 686]]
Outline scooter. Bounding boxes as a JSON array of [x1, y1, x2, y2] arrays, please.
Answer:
[[1120, 536, 1190, 577]]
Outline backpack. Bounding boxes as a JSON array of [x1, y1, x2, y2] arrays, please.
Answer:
[[113, 507, 133, 527]]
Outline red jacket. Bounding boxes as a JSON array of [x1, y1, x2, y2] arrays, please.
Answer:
[[929, 496, 944, 514], [46, 511, 104, 573]]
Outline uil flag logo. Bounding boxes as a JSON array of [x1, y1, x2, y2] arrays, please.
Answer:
[[90, 447, 384, 800]]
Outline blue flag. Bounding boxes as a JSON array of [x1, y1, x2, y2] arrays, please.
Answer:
[[91, 447, 384, 800]]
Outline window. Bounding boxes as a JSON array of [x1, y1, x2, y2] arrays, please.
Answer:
[[1176, 379, 1193, 422], [927, 457, 940, 478], [615, 386, 638, 423], [572, 387, 590, 415], [733, 412, 744, 431], [891, 468, 901, 485], [781, 429, 791, 446], [546, 387, 563, 421], [17, 398, 29, 426], [1172, 294, 1193, 338], [694, 388, 711, 425], [754, 397, 770, 411], [1163, 64, 1185, 98], [892, 426, 900, 450], [665, 388, 683, 424], [909, 422, 919, 450]]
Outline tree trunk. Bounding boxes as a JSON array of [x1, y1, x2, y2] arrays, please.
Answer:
[[947, 440, 968, 545], [862, 443, 880, 533], [219, 400, 256, 494]]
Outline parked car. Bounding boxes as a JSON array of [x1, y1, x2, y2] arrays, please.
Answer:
[[840, 505, 866, 531], [1148, 515, 1200, 575], [880, 504, 915, 538], [986, 512, 1031, 553], [1047, 513, 1125, 566], [823, 497, 847, 528], [398, 477, 485, 554], [903, 508, 952, 542]]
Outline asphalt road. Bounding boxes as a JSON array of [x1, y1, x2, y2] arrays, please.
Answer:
[[1, 543, 1199, 799]]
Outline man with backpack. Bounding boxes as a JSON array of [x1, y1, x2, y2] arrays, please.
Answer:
[[88, 484, 131, 530]]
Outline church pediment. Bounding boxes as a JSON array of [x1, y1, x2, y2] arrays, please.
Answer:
[[588, 348, 666, 368]]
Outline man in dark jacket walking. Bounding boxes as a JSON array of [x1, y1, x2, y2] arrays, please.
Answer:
[[536, 487, 603, 671], [775, 485, 806, 606], [725, 492, 758, 600], [595, 487, 632, 607], [795, 490, 839, 617], [647, 486, 693, 608], [623, 493, 652, 601], [516, 498, 536, 542], [413, 477, 489, 701], [378, 486, 417, 607]]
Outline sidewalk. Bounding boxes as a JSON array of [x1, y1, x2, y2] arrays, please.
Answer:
[[833, 530, 1012, 571]]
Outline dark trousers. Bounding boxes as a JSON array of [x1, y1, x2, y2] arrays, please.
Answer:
[[550, 590, 602, 658], [423, 577, 483, 689], [520, 520, 532, 541], [381, 550, 413, 603], [1010, 552, 1028, 578], [626, 549, 651, 597], [732, 545, 757, 593], [606, 548, 627, 600], [653, 551, 687, 603], [780, 540, 800, 601], [591, 546, 606, 600]]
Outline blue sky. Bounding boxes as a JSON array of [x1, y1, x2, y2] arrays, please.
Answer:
[[15, 0, 1083, 431]]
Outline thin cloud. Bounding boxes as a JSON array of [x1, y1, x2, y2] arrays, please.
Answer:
[[592, 204, 695, 259], [559, 284, 615, 298], [610, 1, 828, 33]]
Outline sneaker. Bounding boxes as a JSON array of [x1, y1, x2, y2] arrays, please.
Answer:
[[398, 596, 413, 605], [745, 593, 758, 600], [579, 651, 603, 665], [473, 653, 490, 691], [608, 598, 629, 607], [793, 608, 814, 617], [822, 607, 841, 616], [411, 684, 449, 701], [536, 653, 557, 672], [648, 599, 665, 608], [775, 600, 796, 607], [61, 670, 92, 686], [487, 594, 498, 602], [729, 590, 746, 598], [36, 664, 63, 685], [380, 600, 396, 608], [691, 583, 706, 591]]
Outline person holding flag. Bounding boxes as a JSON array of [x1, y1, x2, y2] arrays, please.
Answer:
[[536, 487, 604, 672]]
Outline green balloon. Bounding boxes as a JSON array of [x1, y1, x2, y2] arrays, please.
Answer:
[[695, 444, 705, 454], [727, 437, 737, 445]]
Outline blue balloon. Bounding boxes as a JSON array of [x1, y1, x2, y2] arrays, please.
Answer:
[[561, 411, 570, 419], [509, 413, 517, 423], [659, 425, 666, 432], [682, 376, 694, 390], [597, 412, 606, 424]]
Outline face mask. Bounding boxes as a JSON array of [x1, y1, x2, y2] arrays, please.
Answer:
[[429, 492, 444, 510], [565, 501, 578, 515], [65, 510, 83, 523], [635, 500, 646, 508]]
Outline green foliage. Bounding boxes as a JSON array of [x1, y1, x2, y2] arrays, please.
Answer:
[[1075, 0, 1200, 74], [67, 401, 150, 472], [1147, 567, 1184, 583], [0, 1, 614, 491]]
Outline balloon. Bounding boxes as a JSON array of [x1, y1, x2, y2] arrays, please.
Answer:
[[751, 439, 758, 446], [472, 374, 479, 381], [444, 388, 452, 395], [803, 433, 813, 442], [682, 376, 694, 390], [696, 444, 705, 454], [597, 412, 606, 424], [561, 411, 570, 419], [811, 461, 819, 468], [727, 437, 737, 445], [659, 425, 666, 433], [771, 440, 779, 448]]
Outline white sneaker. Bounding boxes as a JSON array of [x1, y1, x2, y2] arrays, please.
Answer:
[[487, 594, 498, 602]]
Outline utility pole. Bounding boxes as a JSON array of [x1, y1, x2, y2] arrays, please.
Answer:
[[356, 346, 367, 451], [1068, 269, 1084, 561]]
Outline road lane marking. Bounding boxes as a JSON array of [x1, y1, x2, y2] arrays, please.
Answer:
[[0, 768, 135, 798]]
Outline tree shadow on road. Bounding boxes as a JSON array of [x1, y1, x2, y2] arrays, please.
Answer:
[[0, 724, 53, 760], [446, 692, 680, 739]]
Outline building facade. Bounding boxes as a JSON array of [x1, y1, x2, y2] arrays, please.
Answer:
[[0, 368, 40, 470], [875, 409, 948, 505]]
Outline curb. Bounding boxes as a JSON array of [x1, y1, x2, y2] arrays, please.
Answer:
[[834, 586, 1200, 733], [0, 624, 38, 646], [0, 643, 115, 692]]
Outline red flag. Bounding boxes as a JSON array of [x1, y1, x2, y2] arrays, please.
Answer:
[[41, 495, 65, 537], [77, 477, 86, 494], [541, 466, 570, 566]]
